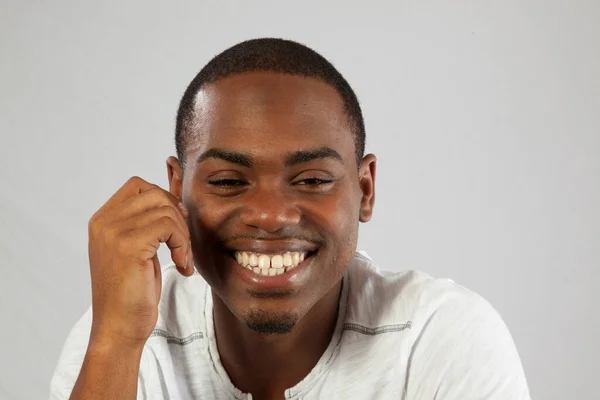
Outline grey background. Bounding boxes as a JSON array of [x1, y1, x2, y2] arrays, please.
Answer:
[[1, 0, 598, 399]]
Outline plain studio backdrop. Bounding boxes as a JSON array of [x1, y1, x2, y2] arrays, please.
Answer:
[[1, 0, 598, 399]]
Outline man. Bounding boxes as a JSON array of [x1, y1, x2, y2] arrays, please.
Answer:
[[51, 38, 530, 399]]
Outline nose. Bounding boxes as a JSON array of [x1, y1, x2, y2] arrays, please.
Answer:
[[239, 186, 301, 233]]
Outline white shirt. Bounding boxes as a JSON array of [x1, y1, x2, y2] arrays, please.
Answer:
[[50, 252, 531, 399]]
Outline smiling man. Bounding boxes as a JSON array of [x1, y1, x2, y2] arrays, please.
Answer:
[[51, 38, 530, 400]]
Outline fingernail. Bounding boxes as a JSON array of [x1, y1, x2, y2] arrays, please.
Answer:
[[188, 250, 194, 271]]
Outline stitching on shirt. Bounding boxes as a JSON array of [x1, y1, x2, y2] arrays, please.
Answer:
[[149, 329, 204, 345], [354, 252, 371, 262], [343, 321, 412, 335]]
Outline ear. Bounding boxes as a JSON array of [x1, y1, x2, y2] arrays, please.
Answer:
[[166, 156, 184, 201], [358, 153, 376, 222]]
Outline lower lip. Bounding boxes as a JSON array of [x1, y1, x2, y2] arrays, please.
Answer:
[[227, 253, 316, 291]]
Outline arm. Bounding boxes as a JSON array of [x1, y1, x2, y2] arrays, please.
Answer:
[[69, 339, 143, 400], [50, 177, 193, 399]]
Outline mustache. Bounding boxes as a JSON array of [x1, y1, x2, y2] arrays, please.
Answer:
[[219, 233, 325, 247]]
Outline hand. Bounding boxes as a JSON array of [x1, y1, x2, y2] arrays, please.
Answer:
[[86, 176, 194, 350]]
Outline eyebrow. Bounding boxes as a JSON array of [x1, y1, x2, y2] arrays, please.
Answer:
[[196, 148, 253, 167], [284, 147, 343, 166], [196, 146, 343, 168]]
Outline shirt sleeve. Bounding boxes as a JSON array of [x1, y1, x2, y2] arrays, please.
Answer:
[[49, 307, 93, 400], [49, 307, 150, 400], [404, 292, 531, 400]]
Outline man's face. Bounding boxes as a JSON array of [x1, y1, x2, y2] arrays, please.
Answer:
[[169, 72, 375, 333]]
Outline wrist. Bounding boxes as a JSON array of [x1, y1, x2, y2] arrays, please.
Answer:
[[88, 330, 146, 358]]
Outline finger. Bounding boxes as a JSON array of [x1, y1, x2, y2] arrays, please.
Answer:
[[101, 177, 186, 217], [108, 176, 155, 208], [179, 250, 195, 277], [152, 254, 163, 301], [121, 206, 190, 249], [98, 176, 157, 216], [127, 215, 190, 270], [109, 188, 189, 223]]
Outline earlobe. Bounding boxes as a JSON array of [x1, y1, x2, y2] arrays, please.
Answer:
[[358, 154, 377, 223], [166, 156, 184, 201]]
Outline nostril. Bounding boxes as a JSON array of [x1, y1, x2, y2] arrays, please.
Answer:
[[239, 203, 302, 233]]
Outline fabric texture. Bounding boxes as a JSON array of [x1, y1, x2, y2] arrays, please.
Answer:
[[50, 252, 531, 399]]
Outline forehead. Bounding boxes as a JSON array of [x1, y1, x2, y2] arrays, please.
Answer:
[[186, 72, 354, 161]]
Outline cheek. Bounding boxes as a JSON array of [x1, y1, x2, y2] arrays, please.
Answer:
[[331, 182, 361, 230], [186, 199, 235, 287], [187, 186, 233, 231], [186, 191, 233, 261], [309, 186, 361, 255]]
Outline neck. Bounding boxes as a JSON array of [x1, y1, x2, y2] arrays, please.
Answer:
[[212, 280, 343, 400]]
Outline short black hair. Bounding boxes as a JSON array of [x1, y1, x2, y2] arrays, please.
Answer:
[[174, 38, 365, 166]]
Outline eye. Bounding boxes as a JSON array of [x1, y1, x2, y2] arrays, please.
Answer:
[[295, 178, 334, 186], [207, 178, 247, 188]]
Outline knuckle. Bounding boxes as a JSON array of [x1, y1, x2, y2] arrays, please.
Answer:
[[162, 205, 179, 220], [156, 214, 185, 238], [88, 214, 99, 234], [88, 212, 106, 237], [156, 215, 174, 227], [127, 176, 143, 185], [146, 186, 163, 200], [157, 188, 173, 203], [161, 207, 188, 236]]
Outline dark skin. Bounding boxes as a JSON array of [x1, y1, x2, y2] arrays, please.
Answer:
[[166, 72, 376, 400]]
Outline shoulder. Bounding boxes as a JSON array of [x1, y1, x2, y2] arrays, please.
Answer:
[[345, 251, 476, 331], [50, 307, 92, 399], [346, 252, 530, 399], [152, 265, 209, 338]]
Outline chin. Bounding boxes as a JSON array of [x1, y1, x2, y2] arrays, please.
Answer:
[[243, 308, 299, 335]]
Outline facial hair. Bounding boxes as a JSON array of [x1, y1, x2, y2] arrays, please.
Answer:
[[244, 308, 298, 334]]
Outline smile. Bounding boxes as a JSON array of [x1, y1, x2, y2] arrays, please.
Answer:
[[233, 251, 311, 276]]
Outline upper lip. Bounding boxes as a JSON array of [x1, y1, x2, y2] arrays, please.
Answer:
[[223, 239, 319, 255]]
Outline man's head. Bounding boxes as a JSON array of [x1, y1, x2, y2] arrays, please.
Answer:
[[175, 38, 366, 167], [167, 38, 376, 334]]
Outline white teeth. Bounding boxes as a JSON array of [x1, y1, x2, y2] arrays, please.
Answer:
[[249, 254, 258, 267], [258, 254, 270, 269], [233, 251, 310, 276], [271, 255, 283, 269]]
